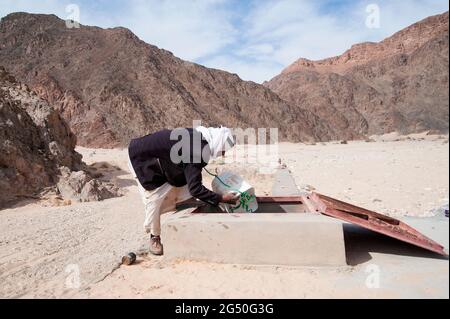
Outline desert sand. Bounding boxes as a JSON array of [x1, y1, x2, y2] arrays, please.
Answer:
[[0, 133, 448, 298]]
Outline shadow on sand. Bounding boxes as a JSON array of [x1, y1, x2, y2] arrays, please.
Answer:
[[86, 161, 136, 188]]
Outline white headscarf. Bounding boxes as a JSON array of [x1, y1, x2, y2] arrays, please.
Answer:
[[195, 126, 235, 159]]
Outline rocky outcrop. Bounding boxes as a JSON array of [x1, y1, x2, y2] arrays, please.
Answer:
[[0, 66, 119, 208], [266, 12, 449, 138], [0, 13, 326, 147], [56, 167, 119, 203]]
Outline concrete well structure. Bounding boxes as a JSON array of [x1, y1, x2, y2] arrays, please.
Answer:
[[162, 168, 347, 266], [161, 210, 347, 267]]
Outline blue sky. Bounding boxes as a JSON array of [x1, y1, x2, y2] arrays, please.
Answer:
[[0, 0, 448, 83]]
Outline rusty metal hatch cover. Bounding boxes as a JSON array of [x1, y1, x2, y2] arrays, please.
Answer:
[[301, 192, 447, 256]]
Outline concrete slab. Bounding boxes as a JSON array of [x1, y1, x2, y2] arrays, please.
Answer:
[[272, 168, 301, 196], [269, 168, 310, 213], [162, 212, 347, 266]]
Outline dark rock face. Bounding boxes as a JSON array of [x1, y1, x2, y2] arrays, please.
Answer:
[[266, 12, 449, 138], [0, 66, 119, 208], [0, 13, 326, 147], [0, 66, 82, 206]]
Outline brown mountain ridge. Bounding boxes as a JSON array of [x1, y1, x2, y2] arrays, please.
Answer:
[[266, 11, 449, 138], [0, 12, 327, 147], [0, 11, 448, 148]]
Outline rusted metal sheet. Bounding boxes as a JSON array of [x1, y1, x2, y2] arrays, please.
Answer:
[[304, 192, 447, 256]]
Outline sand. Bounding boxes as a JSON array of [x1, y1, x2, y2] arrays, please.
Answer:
[[0, 133, 448, 298]]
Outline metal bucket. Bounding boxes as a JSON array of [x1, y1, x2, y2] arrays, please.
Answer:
[[212, 171, 258, 213]]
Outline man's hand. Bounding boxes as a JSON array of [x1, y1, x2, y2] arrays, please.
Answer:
[[221, 192, 240, 205]]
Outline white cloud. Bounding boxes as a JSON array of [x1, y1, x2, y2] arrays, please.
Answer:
[[235, 44, 276, 63], [203, 55, 282, 83], [244, 0, 317, 39], [114, 0, 237, 61]]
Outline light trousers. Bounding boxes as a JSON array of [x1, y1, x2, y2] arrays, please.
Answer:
[[128, 157, 192, 236]]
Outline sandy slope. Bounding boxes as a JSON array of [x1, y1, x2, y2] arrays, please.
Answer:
[[0, 134, 448, 298], [282, 133, 449, 217]]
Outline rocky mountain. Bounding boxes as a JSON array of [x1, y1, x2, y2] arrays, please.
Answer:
[[0, 12, 328, 147], [0, 12, 447, 148], [0, 66, 119, 208], [266, 12, 449, 138]]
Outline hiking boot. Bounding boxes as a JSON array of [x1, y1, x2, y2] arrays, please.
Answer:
[[150, 235, 164, 256]]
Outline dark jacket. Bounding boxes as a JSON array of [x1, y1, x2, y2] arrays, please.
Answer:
[[128, 128, 221, 206]]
